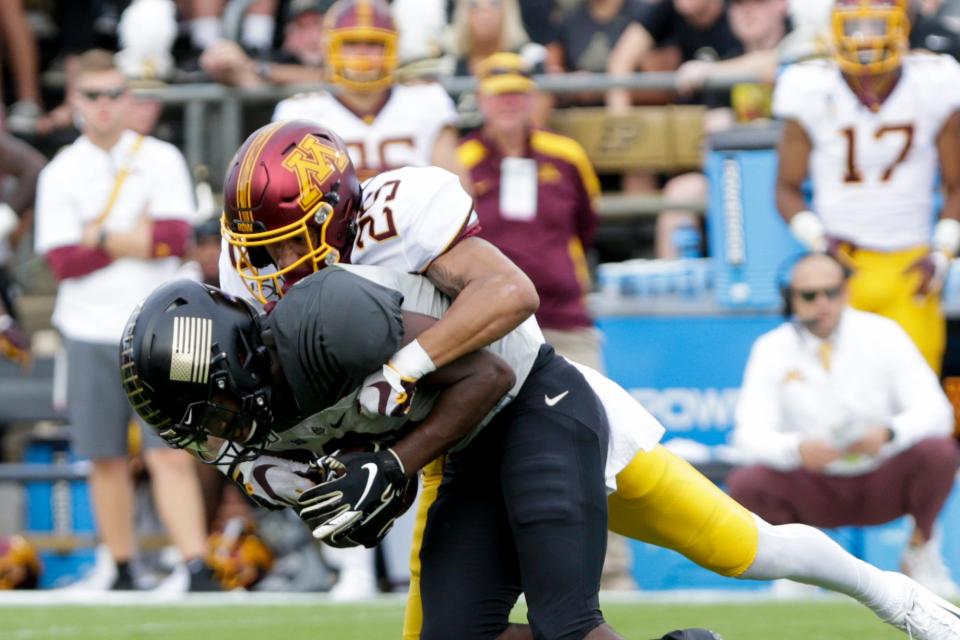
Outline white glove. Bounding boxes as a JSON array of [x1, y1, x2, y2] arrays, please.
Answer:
[[789, 210, 827, 252], [357, 339, 435, 417], [358, 363, 417, 417], [217, 450, 329, 510]]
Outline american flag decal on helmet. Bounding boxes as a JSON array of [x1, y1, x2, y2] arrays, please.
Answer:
[[170, 317, 213, 383]]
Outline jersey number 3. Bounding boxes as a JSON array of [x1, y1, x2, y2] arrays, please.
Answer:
[[841, 124, 914, 183]]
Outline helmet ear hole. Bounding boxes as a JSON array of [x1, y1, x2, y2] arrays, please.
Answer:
[[163, 297, 188, 313]]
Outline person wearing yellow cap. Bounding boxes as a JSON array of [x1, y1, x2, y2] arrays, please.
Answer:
[[458, 51, 639, 591]]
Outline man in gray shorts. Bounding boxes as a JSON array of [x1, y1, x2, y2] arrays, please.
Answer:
[[34, 50, 215, 591]]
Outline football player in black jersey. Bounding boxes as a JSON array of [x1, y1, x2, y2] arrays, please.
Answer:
[[122, 269, 638, 640]]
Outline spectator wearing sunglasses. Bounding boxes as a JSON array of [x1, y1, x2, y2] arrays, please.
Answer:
[[33, 50, 217, 593], [457, 52, 644, 592], [727, 252, 960, 597]]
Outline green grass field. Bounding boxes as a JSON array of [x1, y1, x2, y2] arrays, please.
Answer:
[[0, 597, 908, 640]]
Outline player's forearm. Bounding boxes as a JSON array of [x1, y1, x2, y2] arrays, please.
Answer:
[[938, 191, 960, 226], [391, 351, 515, 475], [417, 271, 538, 369], [775, 182, 809, 222]]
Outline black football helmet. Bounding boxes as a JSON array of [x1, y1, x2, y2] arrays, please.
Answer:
[[120, 279, 275, 462]]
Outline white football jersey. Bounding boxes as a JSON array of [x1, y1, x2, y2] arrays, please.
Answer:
[[773, 53, 960, 250], [272, 83, 457, 179], [268, 263, 543, 453], [352, 166, 476, 272], [219, 166, 664, 491]]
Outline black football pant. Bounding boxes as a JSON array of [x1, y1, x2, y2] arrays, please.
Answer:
[[420, 346, 610, 640]]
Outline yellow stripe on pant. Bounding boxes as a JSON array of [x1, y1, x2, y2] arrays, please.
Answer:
[[401, 446, 758, 638], [403, 456, 443, 640], [840, 244, 944, 374]]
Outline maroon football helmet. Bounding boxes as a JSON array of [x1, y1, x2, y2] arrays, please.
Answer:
[[325, 0, 398, 92], [832, 0, 909, 77], [222, 120, 361, 303]]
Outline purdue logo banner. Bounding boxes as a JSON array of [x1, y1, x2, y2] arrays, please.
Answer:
[[170, 317, 213, 384]]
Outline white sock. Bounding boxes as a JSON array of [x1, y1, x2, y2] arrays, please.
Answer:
[[190, 17, 222, 50], [241, 14, 275, 50], [741, 517, 897, 613]]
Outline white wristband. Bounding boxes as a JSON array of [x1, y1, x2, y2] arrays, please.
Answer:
[[933, 218, 960, 257], [789, 210, 827, 252], [0, 202, 17, 240], [388, 339, 436, 382]]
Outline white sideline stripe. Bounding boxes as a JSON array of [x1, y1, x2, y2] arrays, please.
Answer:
[[0, 589, 843, 608], [0, 591, 409, 607], [7, 610, 403, 639]]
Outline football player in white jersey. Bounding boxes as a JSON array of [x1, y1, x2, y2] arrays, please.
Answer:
[[266, 0, 473, 597], [272, 0, 468, 185], [776, 0, 960, 373], [215, 119, 960, 640]]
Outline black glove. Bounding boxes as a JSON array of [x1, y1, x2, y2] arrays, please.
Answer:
[[323, 475, 418, 549], [296, 447, 413, 548]]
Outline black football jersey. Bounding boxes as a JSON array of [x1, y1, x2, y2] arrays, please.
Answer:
[[268, 267, 405, 417]]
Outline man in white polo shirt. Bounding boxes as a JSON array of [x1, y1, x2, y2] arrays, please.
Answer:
[[34, 50, 216, 591], [728, 253, 960, 597]]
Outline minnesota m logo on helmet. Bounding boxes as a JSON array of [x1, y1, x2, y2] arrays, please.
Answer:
[[281, 134, 351, 214]]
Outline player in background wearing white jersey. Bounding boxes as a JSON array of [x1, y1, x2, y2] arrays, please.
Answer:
[[216, 119, 960, 640], [776, 0, 960, 374], [272, 0, 470, 187], [267, 0, 475, 597]]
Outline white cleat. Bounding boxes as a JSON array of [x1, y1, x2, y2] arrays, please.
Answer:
[[882, 572, 960, 640]]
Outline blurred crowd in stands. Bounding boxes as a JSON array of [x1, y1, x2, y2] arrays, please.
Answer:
[[8, 0, 959, 259]]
